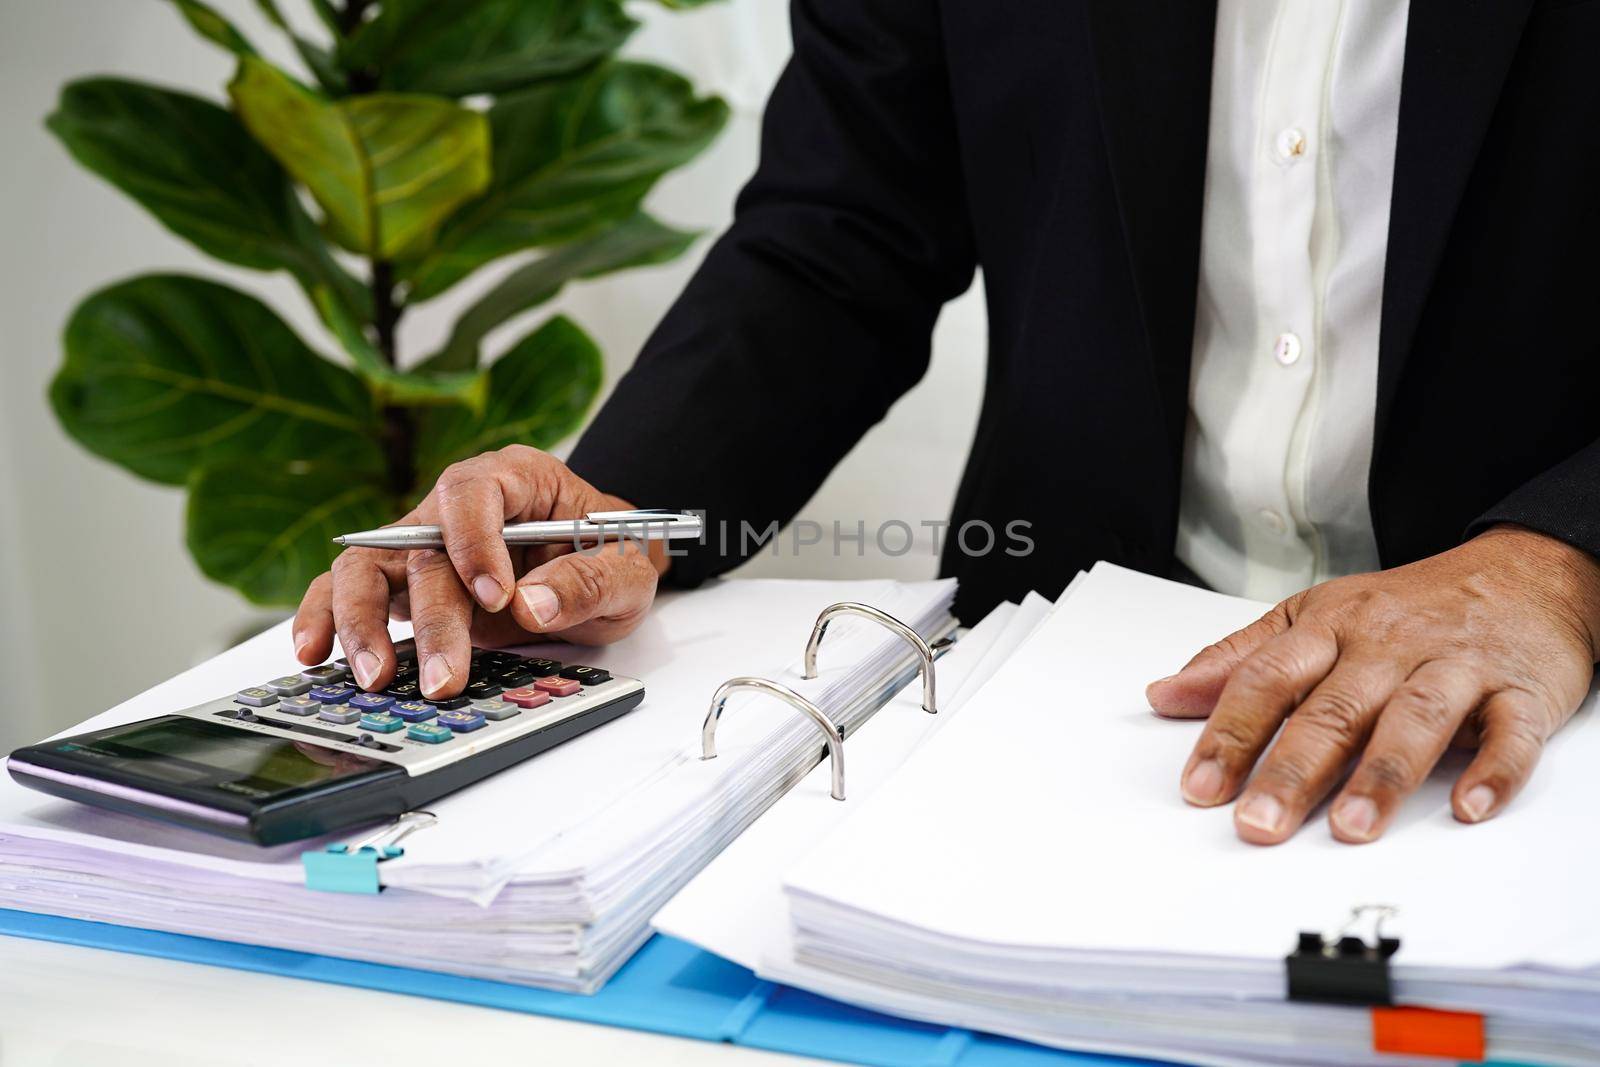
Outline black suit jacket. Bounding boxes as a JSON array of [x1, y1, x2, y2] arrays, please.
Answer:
[[570, 0, 1600, 622]]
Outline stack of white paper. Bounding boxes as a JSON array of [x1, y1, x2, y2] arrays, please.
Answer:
[[772, 565, 1600, 1066], [0, 577, 954, 992]]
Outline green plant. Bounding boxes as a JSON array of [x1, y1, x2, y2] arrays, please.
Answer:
[[47, 0, 729, 606]]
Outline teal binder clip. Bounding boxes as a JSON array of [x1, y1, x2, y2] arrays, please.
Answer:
[[301, 811, 436, 894]]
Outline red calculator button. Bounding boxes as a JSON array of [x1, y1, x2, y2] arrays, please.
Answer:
[[533, 677, 581, 697], [503, 687, 552, 709]]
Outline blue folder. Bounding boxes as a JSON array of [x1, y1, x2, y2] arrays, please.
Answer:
[[0, 909, 1529, 1067]]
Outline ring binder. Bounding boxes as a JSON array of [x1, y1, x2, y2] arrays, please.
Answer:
[[804, 602, 941, 714], [1286, 905, 1401, 1006], [301, 810, 437, 894], [701, 677, 847, 800]]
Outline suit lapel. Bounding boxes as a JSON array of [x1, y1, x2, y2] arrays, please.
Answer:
[[1377, 0, 1536, 435], [1083, 0, 1219, 454]]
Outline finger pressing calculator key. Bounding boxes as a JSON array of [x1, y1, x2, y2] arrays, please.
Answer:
[[7, 646, 644, 845]]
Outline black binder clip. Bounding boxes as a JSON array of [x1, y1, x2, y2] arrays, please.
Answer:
[[1286, 904, 1401, 1006]]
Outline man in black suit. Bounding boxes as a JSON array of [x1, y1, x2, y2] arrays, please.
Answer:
[[294, 0, 1600, 846]]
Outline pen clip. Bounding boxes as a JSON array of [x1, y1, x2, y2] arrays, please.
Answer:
[[584, 509, 698, 524]]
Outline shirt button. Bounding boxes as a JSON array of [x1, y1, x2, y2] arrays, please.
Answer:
[[1258, 509, 1288, 535], [1273, 332, 1302, 366], [1275, 127, 1307, 162]]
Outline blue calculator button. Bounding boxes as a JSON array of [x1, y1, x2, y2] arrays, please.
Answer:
[[348, 692, 394, 712], [359, 711, 405, 733], [390, 701, 436, 722], [309, 684, 357, 704], [407, 723, 453, 744], [436, 709, 486, 733]]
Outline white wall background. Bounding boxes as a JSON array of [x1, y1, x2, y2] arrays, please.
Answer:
[[0, 0, 986, 753]]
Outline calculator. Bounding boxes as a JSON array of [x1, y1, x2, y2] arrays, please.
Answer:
[[5, 641, 643, 846]]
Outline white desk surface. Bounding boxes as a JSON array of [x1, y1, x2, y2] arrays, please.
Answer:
[[0, 935, 828, 1067]]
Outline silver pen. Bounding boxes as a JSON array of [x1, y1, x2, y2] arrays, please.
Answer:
[[332, 509, 703, 550]]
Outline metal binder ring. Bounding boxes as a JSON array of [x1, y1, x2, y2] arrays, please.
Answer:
[[701, 677, 847, 800], [803, 602, 938, 714]]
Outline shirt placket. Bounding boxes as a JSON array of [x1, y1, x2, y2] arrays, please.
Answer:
[[1239, 0, 1341, 596]]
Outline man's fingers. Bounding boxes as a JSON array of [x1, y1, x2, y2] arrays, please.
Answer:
[[1326, 661, 1485, 843], [1180, 622, 1337, 808], [1147, 599, 1297, 719], [405, 549, 476, 700], [1232, 656, 1410, 845], [1451, 690, 1551, 824], [434, 457, 528, 613], [510, 544, 659, 643], [330, 550, 401, 691], [292, 572, 335, 665]]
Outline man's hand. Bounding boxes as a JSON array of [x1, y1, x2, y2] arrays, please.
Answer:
[[291, 445, 665, 702], [1147, 526, 1600, 845]]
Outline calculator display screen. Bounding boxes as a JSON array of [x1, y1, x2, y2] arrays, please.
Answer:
[[77, 718, 384, 796]]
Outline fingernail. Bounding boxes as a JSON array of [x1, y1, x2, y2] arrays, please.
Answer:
[[1461, 784, 1497, 822], [473, 575, 508, 611], [1236, 794, 1285, 836], [420, 654, 454, 698], [1145, 674, 1177, 704], [293, 631, 311, 660], [352, 649, 381, 690], [1332, 795, 1379, 840], [519, 584, 559, 628], [1182, 759, 1226, 805]]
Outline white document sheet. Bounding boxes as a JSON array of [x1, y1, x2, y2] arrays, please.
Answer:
[[785, 562, 1600, 975]]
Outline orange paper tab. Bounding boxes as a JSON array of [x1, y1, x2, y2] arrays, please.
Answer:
[[1371, 1006, 1486, 1061]]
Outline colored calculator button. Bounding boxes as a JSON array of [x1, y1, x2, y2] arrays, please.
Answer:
[[348, 692, 395, 712], [390, 701, 436, 723], [436, 709, 487, 733], [300, 664, 348, 685], [533, 676, 581, 697], [265, 675, 313, 696], [407, 723, 453, 744], [359, 711, 405, 733], [558, 665, 611, 685], [502, 687, 552, 709], [473, 699, 520, 721], [319, 704, 362, 725], [234, 687, 279, 707], [429, 695, 473, 710], [309, 684, 357, 704], [276, 695, 321, 716]]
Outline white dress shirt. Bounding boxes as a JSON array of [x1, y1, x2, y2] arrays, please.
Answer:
[[1177, 0, 1410, 602]]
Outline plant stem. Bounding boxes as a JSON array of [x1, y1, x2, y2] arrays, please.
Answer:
[[338, 3, 416, 501], [371, 261, 416, 498]]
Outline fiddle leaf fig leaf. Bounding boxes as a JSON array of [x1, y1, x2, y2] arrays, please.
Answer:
[[46, 78, 369, 332], [188, 459, 395, 607], [417, 316, 602, 481], [311, 287, 489, 411], [51, 274, 381, 487], [229, 56, 491, 259], [403, 62, 727, 301], [422, 212, 695, 374], [166, 0, 258, 56], [341, 0, 636, 97]]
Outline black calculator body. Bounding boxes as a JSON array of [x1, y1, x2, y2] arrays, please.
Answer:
[[6, 646, 643, 846]]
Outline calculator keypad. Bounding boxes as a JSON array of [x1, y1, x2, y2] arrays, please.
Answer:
[[212, 647, 638, 772]]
